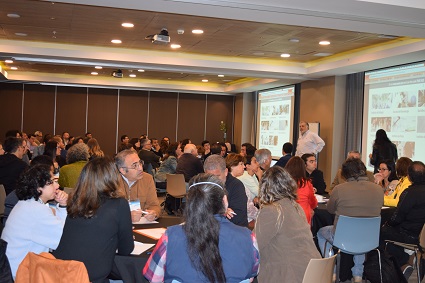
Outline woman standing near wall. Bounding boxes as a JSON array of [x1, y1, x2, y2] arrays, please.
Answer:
[[369, 129, 398, 173]]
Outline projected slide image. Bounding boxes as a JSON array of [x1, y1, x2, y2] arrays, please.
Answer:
[[419, 90, 425, 107], [279, 120, 288, 131], [261, 106, 271, 117], [371, 117, 392, 132], [261, 121, 270, 131], [260, 135, 279, 146], [392, 116, 416, 132], [393, 91, 417, 108], [371, 93, 392, 109], [418, 116, 425, 133], [394, 141, 415, 159]]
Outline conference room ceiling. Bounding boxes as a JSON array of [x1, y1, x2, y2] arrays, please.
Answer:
[[1, 0, 425, 93]]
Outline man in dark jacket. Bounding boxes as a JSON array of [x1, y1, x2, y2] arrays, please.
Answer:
[[0, 137, 28, 195]]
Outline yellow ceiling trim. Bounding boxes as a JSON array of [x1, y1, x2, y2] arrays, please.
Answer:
[[226, 77, 257, 86], [305, 37, 423, 67]]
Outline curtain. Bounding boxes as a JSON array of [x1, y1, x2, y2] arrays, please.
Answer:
[[344, 72, 364, 155]]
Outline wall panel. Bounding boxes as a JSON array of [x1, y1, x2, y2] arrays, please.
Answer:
[[87, 88, 118, 155], [206, 95, 234, 143], [148, 91, 178, 142], [56, 86, 87, 137], [118, 89, 149, 140], [177, 93, 206, 145], [0, 84, 23, 140], [22, 84, 55, 136]]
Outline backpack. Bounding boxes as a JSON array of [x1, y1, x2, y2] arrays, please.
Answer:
[[363, 249, 407, 283]]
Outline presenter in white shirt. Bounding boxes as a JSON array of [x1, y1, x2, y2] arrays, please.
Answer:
[[295, 121, 325, 156]]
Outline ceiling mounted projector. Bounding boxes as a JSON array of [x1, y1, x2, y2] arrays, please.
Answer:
[[112, 69, 123, 78], [145, 28, 170, 45]]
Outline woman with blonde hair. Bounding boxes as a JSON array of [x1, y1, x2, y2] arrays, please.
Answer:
[[87, 138, 104, 160], [255, 166, 320, 282], [53, 157, 133, 283]]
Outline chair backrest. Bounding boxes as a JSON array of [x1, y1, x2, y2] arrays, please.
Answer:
[[166, 174, 186, 198], [333, 215, 381, 254], [0, 184, 6, 215], [15, 252, 90, 283], [302, 254, 337, 283], [419, 223, 425, 250]]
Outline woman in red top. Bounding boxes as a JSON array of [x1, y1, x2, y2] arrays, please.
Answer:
[[285, 156, 318, 224]]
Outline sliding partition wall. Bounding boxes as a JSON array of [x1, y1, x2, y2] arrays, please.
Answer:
[[0, 83, 235, 155]]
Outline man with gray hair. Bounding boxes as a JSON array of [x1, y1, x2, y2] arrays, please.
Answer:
[[295, 121, 325, 156], [115, 149, 160, 221], [176, 144, 203, 182], [329, 150, 374, 193], [254, 148, 272, 180], [204, 155, 248, 227]]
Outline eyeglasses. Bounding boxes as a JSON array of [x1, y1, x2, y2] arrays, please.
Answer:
[[122, 160, 144, 170], [46, 179, 59, 186], [378, 168, 389, 171]]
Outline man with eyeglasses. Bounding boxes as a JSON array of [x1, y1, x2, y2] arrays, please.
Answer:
[[115, 150, 161, 222], [0, 137, 29, 195]]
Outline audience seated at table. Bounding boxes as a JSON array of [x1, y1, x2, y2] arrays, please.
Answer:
[[317, 158, 383, 283], [43, 140, 62, 175], [115, 149, 161, 221], [138, 138, 161, 172], [53, 157, 134, 283], [380, 161, 425, 280], [274, 142, 293, 168], [175, 144, 204, 183], [129, 137, 141, 153], [373, 159, 398, 192], [1, 164, 68, 279], [383, 157, 412, 207], [255, 166, 320, 282], [285, 156, 318, 225], [154, 142, 179, 189], [87, 138, 104, 161], [301, 153, 327, 195], [143, 173, 259, 283], [237, 155, 260, 228], [205, 155, 248, 227], [58, 143, 89, 188], [329, 150, 375, 193]]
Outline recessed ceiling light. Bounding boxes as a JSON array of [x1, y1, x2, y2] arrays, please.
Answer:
[[5, 60, 13, 64], [202, 79, 208, 82], [91, 72, 98, 75], [129, 74, 136, 78], [280, 53, 291, 58], [137, 69, 145, 72], [289, 38, 300, 43], [122, 23, 134, 28], [50, 17, 56, 20], [111, 39, 122, 44], [170, 44, 181, 49], [11, 67, 18, 70], [192, 29, 204, 34], [95, 66, 102, 69], [7, 13, 20, 18], [319, 41, 330, 45], [15, 33, 27, 36], [218, 75, 224, 77]]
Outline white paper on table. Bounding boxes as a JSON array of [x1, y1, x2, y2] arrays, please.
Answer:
[[134, 228, 167, 240], [381, 206, 390, 209], [132, 217, 159, 224], [131, 241, 155, 255]]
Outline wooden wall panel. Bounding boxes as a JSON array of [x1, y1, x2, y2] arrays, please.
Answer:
[[118, 89, 149, 140], [206, 95, 234, 143], [87, 88, 118, 156], [177, 93, 206, 145], [56, 86, 87, 137], [0, 83, 23, 141], [148, 91, 178, 142], [22, 84, 55, 137]]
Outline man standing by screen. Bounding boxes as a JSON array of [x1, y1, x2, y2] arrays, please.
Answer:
[[295, 121, 325, 156]]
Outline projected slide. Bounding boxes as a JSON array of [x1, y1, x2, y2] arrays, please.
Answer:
[[257, 86, 295, 159], [362, 62, 425, 169]]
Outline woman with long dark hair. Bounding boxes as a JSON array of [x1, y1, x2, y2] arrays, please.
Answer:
[[369, 129, 398, 173], [254, 166, 320, 282], [87, 138, 104, 160], [284, 156, 317, 224], [43, 140, 61, 175], [143, 173, 259, 283], [53, 157, 133, 283], [373, 159, 398, 192]]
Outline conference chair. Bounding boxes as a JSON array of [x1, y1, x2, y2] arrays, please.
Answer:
[[165, 174, 187, 215], [385, 224, 425, 283], [324, 215, 381, 283], [302, 254, 337, 283]]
